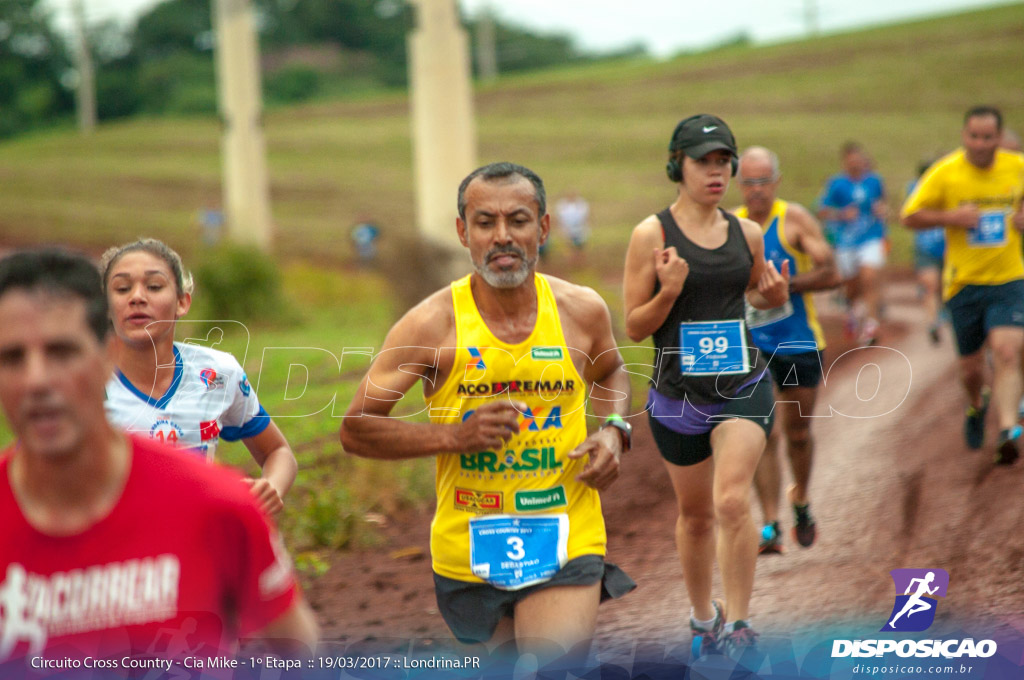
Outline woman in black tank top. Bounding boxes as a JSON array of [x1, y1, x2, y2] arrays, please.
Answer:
[[621, 114, 789, 656]]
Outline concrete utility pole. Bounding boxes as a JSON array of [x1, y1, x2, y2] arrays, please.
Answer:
[[804, 0, 820, 36], [407, 0, 478, 255], [475, 5, 498, 82], [72, 0, 96, 134], [212, 0, 273, 251]]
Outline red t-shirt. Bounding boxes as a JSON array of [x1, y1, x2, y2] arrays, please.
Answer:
[[0, 435, 298, 668]]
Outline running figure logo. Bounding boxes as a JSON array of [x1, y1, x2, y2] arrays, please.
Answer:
[[0, 564, 47, 660], [881, 568, 949, 632]]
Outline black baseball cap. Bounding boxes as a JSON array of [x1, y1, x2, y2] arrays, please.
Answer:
[[668, 114, 737, 159]]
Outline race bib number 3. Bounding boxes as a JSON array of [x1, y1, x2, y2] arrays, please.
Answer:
[[967, 210, 1008, 247], [678, 319, 751, 376], [469, 514, 569, 590]]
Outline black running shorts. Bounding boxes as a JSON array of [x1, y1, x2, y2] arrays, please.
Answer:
[[946, 280, 1024, 356], [766, 350, 825, 391], [432, 555, 635, 644], [648, 378, 775, 467]]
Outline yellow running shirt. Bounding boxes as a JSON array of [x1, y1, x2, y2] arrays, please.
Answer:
[[426, 273, 606, 585], [901, 149, 1024, 300]]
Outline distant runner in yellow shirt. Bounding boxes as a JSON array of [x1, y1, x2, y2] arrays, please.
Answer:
[[340, 162, 635, 670], [902, 105, 1024, 464]]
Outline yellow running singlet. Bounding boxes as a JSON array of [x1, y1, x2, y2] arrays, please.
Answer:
[[426, 273, 606, 584]]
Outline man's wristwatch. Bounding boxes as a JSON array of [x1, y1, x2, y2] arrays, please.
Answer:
[[600, 413, 632, 452]]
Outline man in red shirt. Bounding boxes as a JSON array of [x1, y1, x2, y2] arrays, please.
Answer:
[[0, 249, 318, 671]]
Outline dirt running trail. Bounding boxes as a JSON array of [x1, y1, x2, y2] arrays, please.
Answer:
[[306, 279, 1024, 655]]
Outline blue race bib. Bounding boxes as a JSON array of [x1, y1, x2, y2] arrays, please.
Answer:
[[967, 210, 1008, 247], [469, 515, 569, 590], [678, 319, 751, 376]]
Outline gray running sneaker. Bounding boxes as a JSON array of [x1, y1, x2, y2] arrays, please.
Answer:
[[758, 522, 783, 555], [792, 503, 817, 548], [689, 599, 725, 658], [996, 426, 1021, 466], [722, 621, 759, 659]]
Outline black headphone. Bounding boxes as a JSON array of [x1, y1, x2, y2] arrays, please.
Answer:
[[665, 152, 738, 182], [665, 155, 684, 183], [666, 115, 738, 182]]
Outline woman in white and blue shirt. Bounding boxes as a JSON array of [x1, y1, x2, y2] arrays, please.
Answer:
[[101, 239, 297, 515]]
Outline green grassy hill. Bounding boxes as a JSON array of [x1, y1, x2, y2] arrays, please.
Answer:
[[1, 3, 1021, 265]]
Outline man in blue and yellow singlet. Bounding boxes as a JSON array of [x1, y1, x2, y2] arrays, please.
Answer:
[[340, 162, 635, 668], [902, 105, 1024, 465], [735, 146, 840, 554]]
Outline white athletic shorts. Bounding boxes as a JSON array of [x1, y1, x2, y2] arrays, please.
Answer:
[[835, 238, 886, 280]]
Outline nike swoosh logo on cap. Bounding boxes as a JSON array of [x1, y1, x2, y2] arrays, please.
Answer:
[[703, 126, 718, 133]]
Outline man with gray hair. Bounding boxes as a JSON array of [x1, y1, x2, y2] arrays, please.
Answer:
[[341, 162, 635, 670], [734, 146, 840, 554]]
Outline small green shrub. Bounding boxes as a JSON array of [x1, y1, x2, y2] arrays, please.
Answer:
[[193, 244, 285, 324], [293, 550, 331, 578], [265, 66, 322, 104], [299, 483, 357, 550]]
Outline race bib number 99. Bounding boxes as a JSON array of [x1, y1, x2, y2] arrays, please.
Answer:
[[469, 515, 569, 590], [678, 319, 751, 376]]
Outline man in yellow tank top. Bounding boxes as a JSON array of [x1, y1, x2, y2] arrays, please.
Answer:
[[340, 162, 634, 669], [902, 105, 1024, 464]]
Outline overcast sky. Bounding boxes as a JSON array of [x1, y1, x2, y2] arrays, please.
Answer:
[[48, 0, 1018, 57], [460, 0, 1018, 55]]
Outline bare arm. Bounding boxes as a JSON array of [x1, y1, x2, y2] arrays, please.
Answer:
[[818, 204, 859, 222], [580, 307, 631, 421], [242, 422, 297, 516], [872, 199, 890, 221], [1013, 204, 1024, 233], [623, 216, 688, 342], [339, 295, 522, 460], [559, 283, 631, 491], [742, 217, 790, 309], [903, 205, 981, 230], [787, 203, 841, 293], [248, 598, 320, 656], [872, 179, 890, 221]]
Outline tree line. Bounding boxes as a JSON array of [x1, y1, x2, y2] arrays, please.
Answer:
[[0, 0, 645, 139]]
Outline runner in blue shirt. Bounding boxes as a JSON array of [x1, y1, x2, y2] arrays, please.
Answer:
[[817, 142, 889, 345]]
